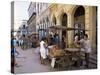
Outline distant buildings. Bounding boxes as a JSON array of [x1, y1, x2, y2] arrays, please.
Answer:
[[27, 2, 36, 34], [16, 20, 28, 39], [27, 2, 53, 39]]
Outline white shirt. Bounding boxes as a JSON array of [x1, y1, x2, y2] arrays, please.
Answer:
[[13, 39, 17, 46], [80, 39, 91, 53], [40, 41, 45, 51], [74, 35, 79, 44], [40, 41, 47, 59]]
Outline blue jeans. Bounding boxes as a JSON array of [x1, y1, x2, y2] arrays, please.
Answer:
[[11, 47, 19, 56]]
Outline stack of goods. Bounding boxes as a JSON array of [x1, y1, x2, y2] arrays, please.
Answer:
[[74, 44, 80, 48], [48, 45, 65, 58]]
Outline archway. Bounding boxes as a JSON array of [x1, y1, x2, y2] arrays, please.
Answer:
[[53, 16, 56, 25], [74, 6, 85, 39], [61, 13, 67, 48], [46, 17, 49, 28], [61, 13, 67, 37]]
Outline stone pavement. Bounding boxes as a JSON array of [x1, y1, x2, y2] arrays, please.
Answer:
[[14, 47, 97, 74], [14, 47, 52, 74]]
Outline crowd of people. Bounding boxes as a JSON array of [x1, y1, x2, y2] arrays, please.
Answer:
[[16, 34, 39, 50], [11, 31, 92, 70], [39, 33, 92, 68]]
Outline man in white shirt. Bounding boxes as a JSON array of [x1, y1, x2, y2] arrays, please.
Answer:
[[80, 34, 91, 68]]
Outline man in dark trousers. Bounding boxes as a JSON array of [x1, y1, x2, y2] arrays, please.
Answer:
[[80, 34, 92, 68]]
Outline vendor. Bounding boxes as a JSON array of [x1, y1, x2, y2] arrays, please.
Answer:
[[79, 34, 92, 68], [62, 35, 67, 49]]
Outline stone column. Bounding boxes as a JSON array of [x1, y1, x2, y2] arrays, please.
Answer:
[[45, 22, 47, 29], [56, 15, 62, 47], [85, 6, 97, 52], [67, 13, 74, 47], [92, 7, 97, 52], [56, 15, 61, 26], [85, 6, 91, 38]]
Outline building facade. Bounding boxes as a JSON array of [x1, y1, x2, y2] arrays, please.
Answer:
[[17, 20, 28, 40], [28, 2, 97, 52], [27, 2, 37, 34], [48, 4, 97, 52], [36, 3, 51, 39]]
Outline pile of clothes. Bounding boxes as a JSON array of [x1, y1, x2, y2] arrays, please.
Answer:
[[48, 45, 65, 58]]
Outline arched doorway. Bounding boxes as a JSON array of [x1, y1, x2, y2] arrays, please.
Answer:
[[61, 13, 67, 37], [46, 17, 49, 28], [53, 16, 56, 25], [61, 13, 67, 48], [74, 6, 85, 39]]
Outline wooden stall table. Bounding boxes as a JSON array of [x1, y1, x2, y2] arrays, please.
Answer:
[[64, 48, 81, 67], [48, 45, 67, 69], [64, 48, 80, 52], [64, 48, 80, 59]]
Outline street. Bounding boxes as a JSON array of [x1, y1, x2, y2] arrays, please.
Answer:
[[14, 46, 97, 74], [14, 47, 52, 74]]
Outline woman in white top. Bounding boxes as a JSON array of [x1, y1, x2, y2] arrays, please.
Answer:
[[39, 38, 48, 64], [74, 34, 79, 48]]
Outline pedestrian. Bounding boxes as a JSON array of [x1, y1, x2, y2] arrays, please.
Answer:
[[11, 35, 19, 70], [79, 34, 92, 68], [27, 36, 31, 48], [62, 35, 67, 49], [22, 35, 27, 50], [39, 38, 48, 64], [49, 34, 54, 45], [53, 33, 59, 45], [11, 37, 19, 56], [74, 33, 80, 48]]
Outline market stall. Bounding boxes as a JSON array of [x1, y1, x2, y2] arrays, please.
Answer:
[[47, 26, 90, 69], [30, 32, 39, 48], [48, 25, 67, 48]]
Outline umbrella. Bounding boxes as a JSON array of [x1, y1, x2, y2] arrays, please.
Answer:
[[31, 32, 39, 35]]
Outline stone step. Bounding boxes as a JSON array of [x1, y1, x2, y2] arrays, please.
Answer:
[[81, 53, 97, 60], [80, 53, 97, 66], [89, 58, 97, 65], [89, 63, 97, 69], [90, 54, 97, 60]]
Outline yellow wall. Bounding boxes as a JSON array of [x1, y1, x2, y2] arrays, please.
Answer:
[[49, 4, 97, 51]]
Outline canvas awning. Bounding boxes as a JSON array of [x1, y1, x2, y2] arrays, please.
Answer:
[[31, 32, 39, 35], [49, 25, 67, 30], [66, 27, 89, 31], [49, 25, 89, 31]]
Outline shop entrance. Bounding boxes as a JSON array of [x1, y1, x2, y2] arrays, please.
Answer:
[[62, 13, 67, 37], [61, 13, 67, 48], [74, 6, 85, 39]]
